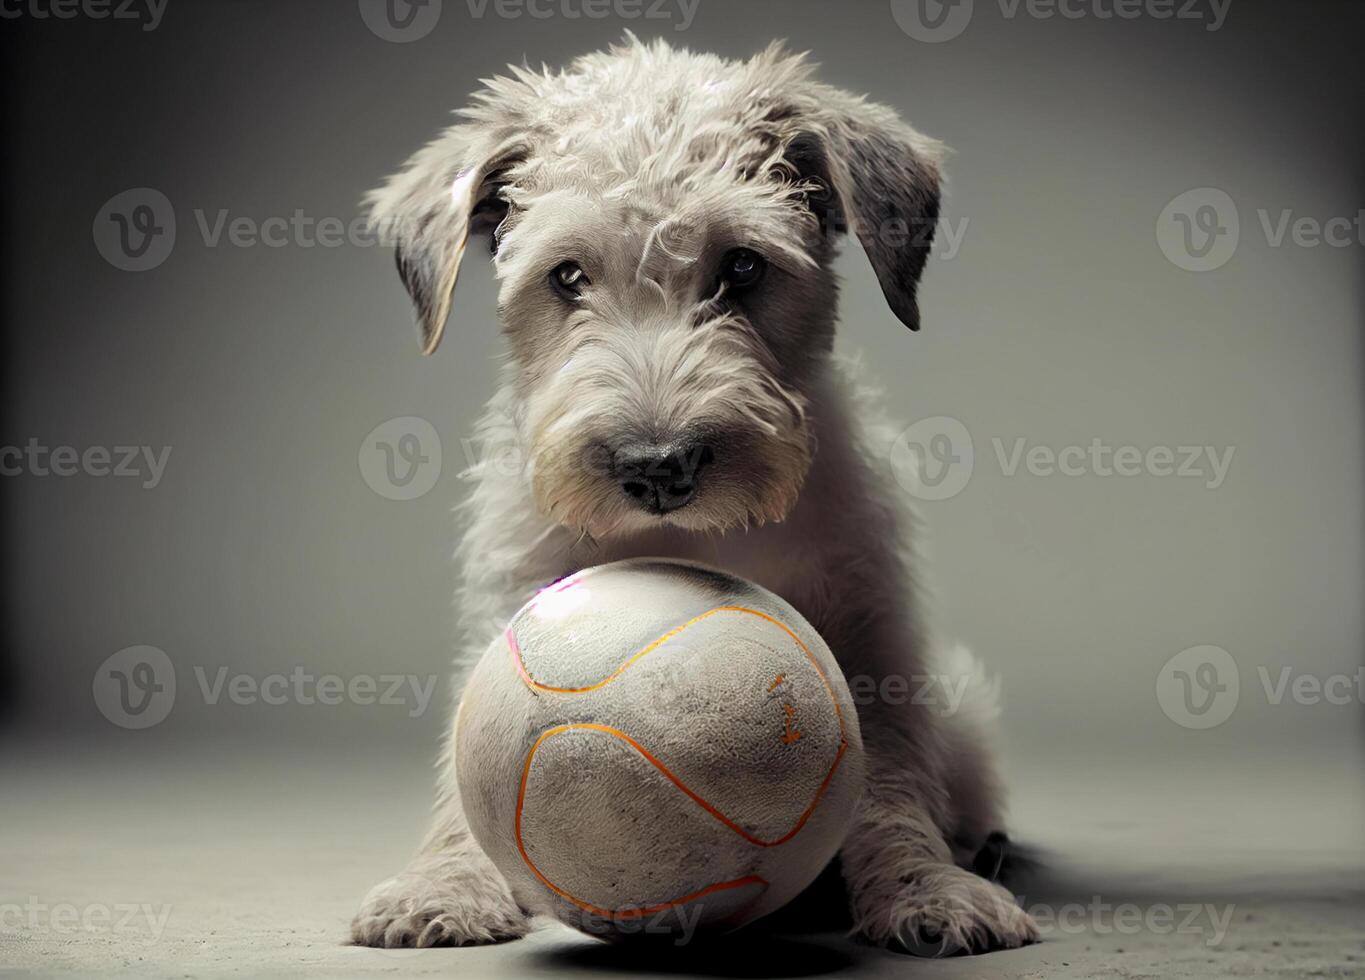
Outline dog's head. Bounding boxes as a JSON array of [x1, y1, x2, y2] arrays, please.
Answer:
[[369, 38, 942, 538]]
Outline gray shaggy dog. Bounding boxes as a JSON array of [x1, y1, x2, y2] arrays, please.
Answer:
[[352, 36, 1039, 956]]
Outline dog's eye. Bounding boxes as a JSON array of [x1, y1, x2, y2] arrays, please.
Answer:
[[720, 248, 765, 289], [549, 261, 589, 299]]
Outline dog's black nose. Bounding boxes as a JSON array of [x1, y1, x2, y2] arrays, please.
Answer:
[[613, 443, 714, 514]]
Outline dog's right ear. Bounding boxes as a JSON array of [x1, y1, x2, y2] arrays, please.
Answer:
[[367, 128, 528, 355], [774, 93, 944, 332]]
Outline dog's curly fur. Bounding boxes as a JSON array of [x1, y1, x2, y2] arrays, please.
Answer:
[[352, 36, 1038, 956]]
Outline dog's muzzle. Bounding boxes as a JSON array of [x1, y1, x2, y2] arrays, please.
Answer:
[[611, 442, 715, 515]]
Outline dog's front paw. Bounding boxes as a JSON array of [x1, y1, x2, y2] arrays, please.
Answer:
[[350, 865, 529, 948], [854, 864, 1039, 956]]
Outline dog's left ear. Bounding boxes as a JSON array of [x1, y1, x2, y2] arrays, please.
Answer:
[[367, 127, 529, 355], [781, 103, 943, 331]]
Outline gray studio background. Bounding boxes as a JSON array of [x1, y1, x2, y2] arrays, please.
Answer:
[[2, 0, 1361, 824]]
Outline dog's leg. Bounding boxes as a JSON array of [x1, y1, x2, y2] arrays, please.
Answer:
[[350, 759, 529, 948], [840, 713, 1039, 956]]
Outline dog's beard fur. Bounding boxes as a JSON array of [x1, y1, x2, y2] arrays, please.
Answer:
[[522, 309, 813, 538]]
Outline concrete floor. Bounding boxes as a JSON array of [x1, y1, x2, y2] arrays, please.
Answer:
[[2, 739, 1362, 979]]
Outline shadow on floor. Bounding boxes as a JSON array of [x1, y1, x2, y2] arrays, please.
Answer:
[[531, 933, 857, 979]]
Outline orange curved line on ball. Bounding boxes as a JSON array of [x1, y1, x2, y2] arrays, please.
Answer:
[[504, 606, 725, 694], [506, 604, 849, 741], [508, 604, 851, 835], [515, 723, 775, 919], [508, 604, 851, 917]]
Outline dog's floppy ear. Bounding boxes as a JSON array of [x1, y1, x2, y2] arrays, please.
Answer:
[[781, 102, 943, 331], [367, 128, 528, 355]]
